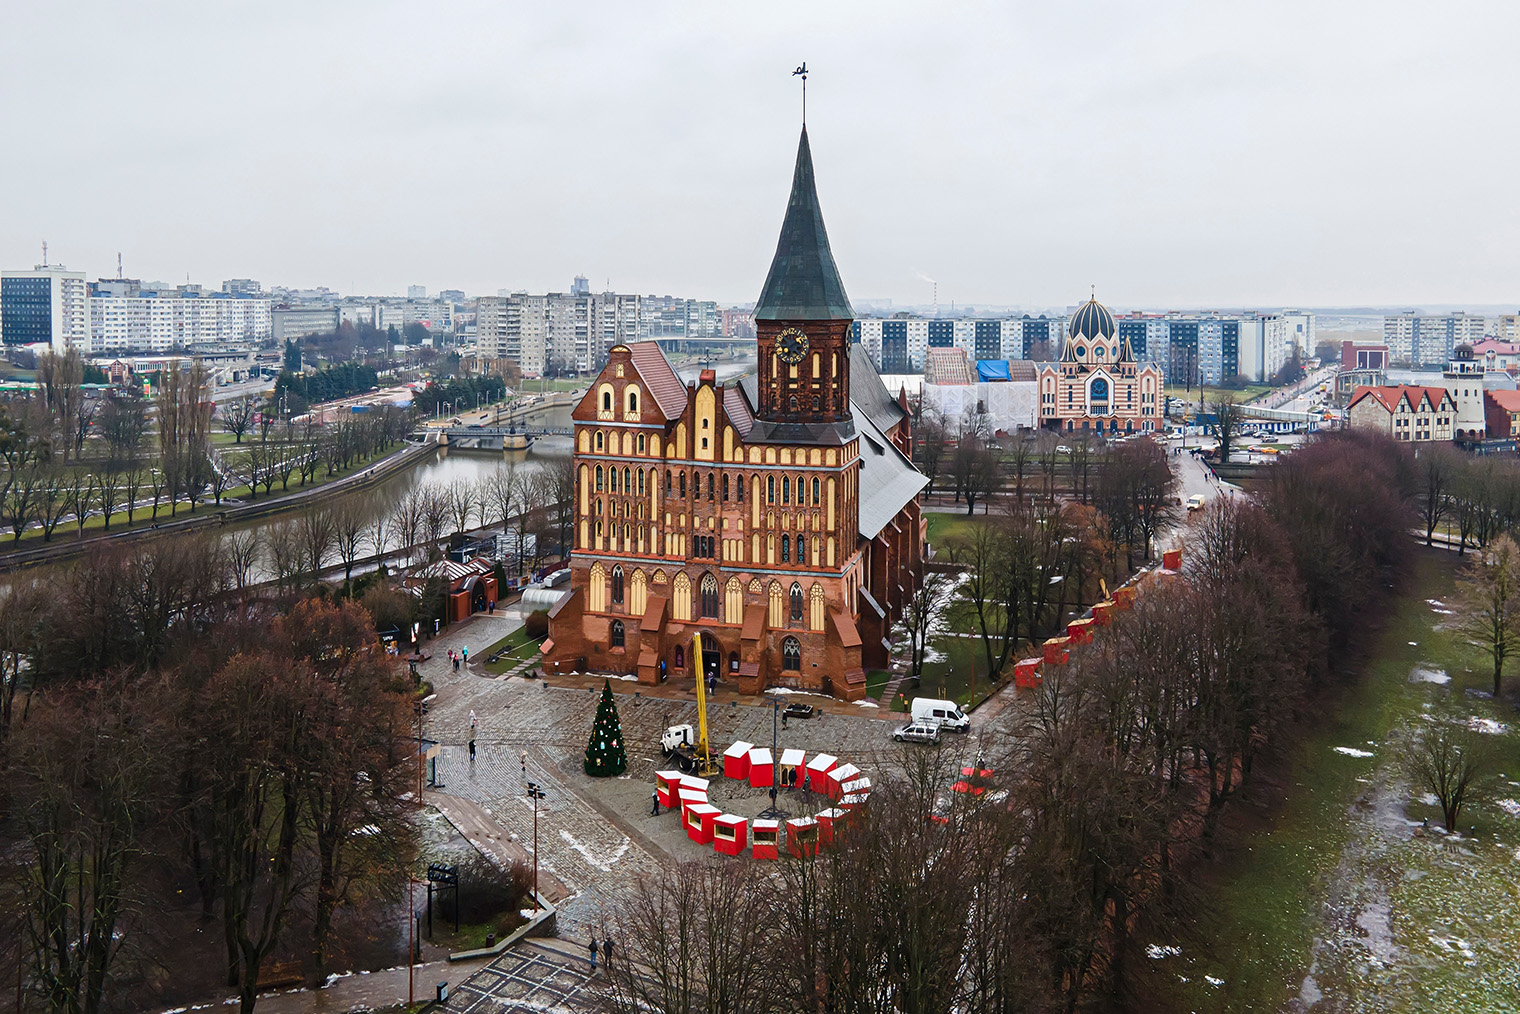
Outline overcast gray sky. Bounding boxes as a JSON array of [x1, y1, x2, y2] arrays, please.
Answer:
[[4, 1, 1519, 310]]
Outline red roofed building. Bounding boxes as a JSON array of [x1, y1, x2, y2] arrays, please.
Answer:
[[1347, 385, 1456, 442], [1484, 389, 1520, 439], [542, 126, 928, 700]]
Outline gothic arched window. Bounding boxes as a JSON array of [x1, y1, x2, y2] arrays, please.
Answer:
[[767, 475, 775, 503], [780, 537, 790, 563], [595, 465, 604, 491], [782, 476, 790, 504], [610, 619, 625, 648], [789, 395, 798, 412], [783, 637, 801, 671], [611, 565, 624, 604], [812, 477, 820, 505], [790, 582, 803, 622], [796, 535, 806, 564], [701, 573, 719, 618], [721, 474, 729, 501], [680, 473, 687, 497]]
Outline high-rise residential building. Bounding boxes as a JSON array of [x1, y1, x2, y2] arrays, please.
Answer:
[[476, 291, 643, 376], [221, 278, 263, 296], [1383, 311, 1491, 367], [852, 313, 1064, 373], [1, 264, 88, 351], [407, 285, 427, 300], [87, 280, 272, 352], [571, 275, 590, 297]]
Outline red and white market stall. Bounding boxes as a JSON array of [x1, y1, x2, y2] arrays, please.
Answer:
[[747, 747, 774, 788], [678, 785, 708, 821], [723, 741, 754, 780], [786, 816, 820, 858], [685, 803, 719, 844], [655, 770, 684, 810], [816, 807, 847, 844], [779, 748, 806, 788], [839, 775, 871, 800], [804, 753, 837, 793], [751, 819, 780, 859], [712, 814, 747, 856], [826, 762, 860, 799]]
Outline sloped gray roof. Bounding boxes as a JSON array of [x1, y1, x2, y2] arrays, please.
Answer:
[[853, 402, 927, 541], [850, 344, 906, 434], [755, 127, 853, 321]]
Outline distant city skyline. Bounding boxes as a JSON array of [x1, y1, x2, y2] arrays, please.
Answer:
[[5, 2, 1520, 307]]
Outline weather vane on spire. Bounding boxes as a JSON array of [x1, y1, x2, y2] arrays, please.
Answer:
[[793, 62, 808, 124]]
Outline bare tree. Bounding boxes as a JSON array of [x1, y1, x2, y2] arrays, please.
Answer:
[[902, 568, 955, 687], [219, 395, 256, 444], [1410, 711, 1490, 832], [297, 505, 339, 584], [1456, 533, 1520, 697], [1208, 393, 1244, 464], [445, 477, 475, 537], [332, 497, 370, 590], [1417, 443, 1460, 546], [224, 528, 261, 595]]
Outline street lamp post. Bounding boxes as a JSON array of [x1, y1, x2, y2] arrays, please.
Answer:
[[526, 782, 546, 911]]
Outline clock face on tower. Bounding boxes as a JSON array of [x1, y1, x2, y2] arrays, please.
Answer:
[[775, 327, 810, 365]]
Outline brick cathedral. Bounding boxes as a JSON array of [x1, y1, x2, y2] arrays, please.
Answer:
[[542, 126, 927, 700]]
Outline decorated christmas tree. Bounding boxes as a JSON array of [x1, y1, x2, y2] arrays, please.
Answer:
[[583, 679, 628, 777]]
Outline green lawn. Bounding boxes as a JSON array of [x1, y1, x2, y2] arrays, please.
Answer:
[[1157, 550, 1520, 1011], [481, 626, 546, 675], [924, 511, 981, 550], [893, 634, 1002, 713]]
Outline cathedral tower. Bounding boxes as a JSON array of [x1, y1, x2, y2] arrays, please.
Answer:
[[751, 126, 856, 445]]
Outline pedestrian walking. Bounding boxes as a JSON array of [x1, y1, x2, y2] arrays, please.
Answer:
[[462, 646, 469, 664], [521, 750, 528, 779], [453, 654, 460, 672], [469, 738, 476, 761], [470, 709, 477, 733], [588, 938, 598, 972], [604, 937, 615, 967], [651, 790, 660, 816]]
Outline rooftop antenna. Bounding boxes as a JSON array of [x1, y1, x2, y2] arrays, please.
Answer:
[[41, 241, 48, 267], [933, 281, 938, 319], [793, 62, 808, 124], [117, 253, 123, 280]]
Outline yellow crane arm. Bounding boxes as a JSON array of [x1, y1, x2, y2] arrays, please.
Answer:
[[692, 632, 710, 770]]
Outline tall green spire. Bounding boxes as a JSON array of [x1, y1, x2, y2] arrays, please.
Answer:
[[755, 126, 853, 322]]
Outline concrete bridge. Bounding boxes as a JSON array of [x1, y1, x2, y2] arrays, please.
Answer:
[[427, 425, 572, 451]]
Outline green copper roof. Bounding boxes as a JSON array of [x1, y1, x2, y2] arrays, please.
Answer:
[[755, 126, 854, 321]]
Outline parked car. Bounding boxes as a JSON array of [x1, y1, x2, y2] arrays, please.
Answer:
[[783, 702, 815, 719], [893, 721, 942, 744], [1186, 494, 1206, 512]]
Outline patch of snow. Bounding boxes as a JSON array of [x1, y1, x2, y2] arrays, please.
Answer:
[[1205, 975, 1224, 987], [1408, 641, 1419, 646], [559, 829, 630, 872], [1466, 717, 1509, 735], [1333, 746, 1375, 758], [1145, 944, 1181, 959], [1409, 666, 1450, 684], [1418, 793, 1440, 807], [1427, 934, 1476, 963], [520, 908, 536, 919], [1427, 598, 1446, 608], [1496, 799, 1520, 818], [855, 700, 880, 708]]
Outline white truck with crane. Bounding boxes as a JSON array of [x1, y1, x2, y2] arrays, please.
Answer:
[[659, 632, 718, 776]]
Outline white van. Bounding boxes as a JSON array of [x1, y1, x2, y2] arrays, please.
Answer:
[[910, 698, 970, 732]]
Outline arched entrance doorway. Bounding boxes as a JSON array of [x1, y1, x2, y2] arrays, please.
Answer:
[[700, 633, 721, 683]]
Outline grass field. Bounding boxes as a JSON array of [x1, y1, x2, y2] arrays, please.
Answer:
[[1164, 383, 1275, 404], [1156, 550, 1520, 1012], [480, 626, 546, 675], [924, 511, 981, 550]]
